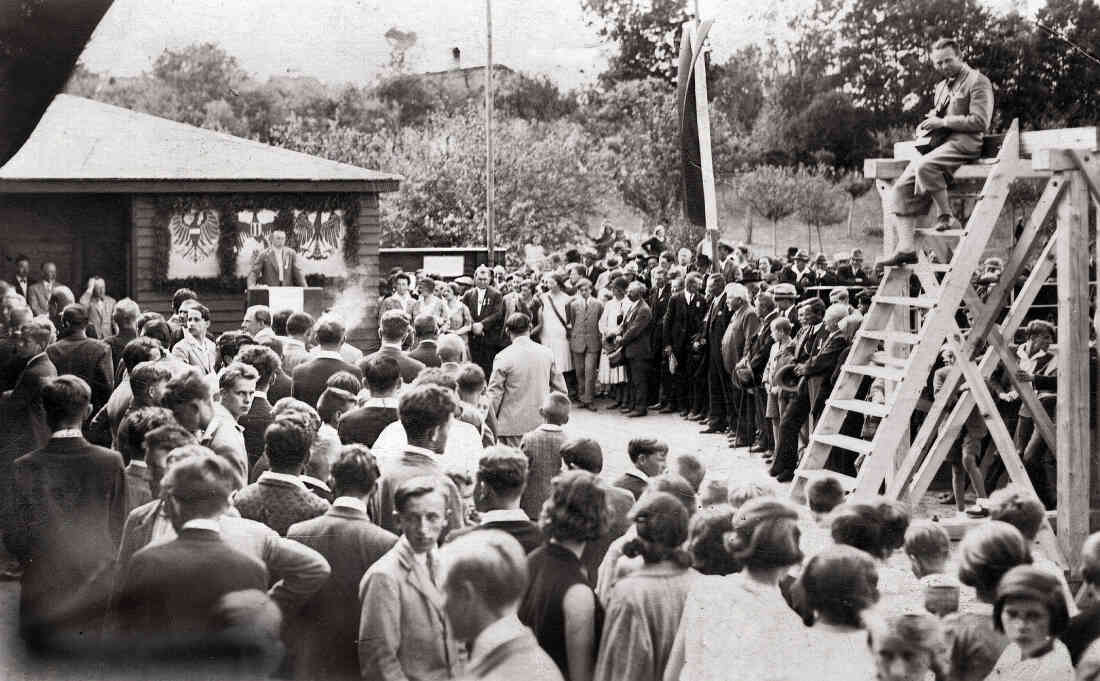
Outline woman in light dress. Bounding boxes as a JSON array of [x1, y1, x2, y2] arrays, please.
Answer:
[[441, 282, 472, 346], [664, 497, 806, 681], [411, 277, 448, 331], [539, 271, 573, 375], [598, 277, 628, 405]]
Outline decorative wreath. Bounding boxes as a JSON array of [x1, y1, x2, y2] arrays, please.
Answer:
[[151, 193, 361, 293]]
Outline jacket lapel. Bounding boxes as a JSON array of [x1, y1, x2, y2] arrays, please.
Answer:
[[396, 540, 446, 612]]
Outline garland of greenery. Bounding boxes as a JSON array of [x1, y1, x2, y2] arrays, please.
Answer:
[[151, 194, 360, 294]]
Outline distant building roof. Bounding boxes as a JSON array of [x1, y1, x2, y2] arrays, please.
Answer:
[[0, 94, 401, 193]]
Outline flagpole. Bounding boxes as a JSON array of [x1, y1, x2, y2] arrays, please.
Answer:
[[485, 0, 495, 267], [690, 5, 719, 272]]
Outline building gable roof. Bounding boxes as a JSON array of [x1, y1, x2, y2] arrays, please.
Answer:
[[0, 94, 401, 193]]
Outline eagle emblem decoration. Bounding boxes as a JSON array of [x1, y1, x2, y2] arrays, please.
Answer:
[[169, 208, 220, 262], [294, 210, 344, 261]]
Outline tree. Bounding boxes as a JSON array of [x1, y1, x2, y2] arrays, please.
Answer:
[[780, 90, 874, 168], [709, 45, 766, 133], [373, 74, 437, 128], [794, 168, 849, 254], [495, 72, 577, 121], [581, 0, 692, 85], [151, 43, 249, 128], [839, 170, 874, 237], [736, 166, 802, 255], [1031, 0, 1100, 127]]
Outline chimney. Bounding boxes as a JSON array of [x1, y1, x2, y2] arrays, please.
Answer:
[[452, 47, 461, 69]]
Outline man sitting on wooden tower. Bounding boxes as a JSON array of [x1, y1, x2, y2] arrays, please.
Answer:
[[878, 37, 994, 267]]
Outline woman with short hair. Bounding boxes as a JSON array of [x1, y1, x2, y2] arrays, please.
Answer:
[[519, 470, 610, 681], [868, 612, 949, 681], [664, 498, 805, 681]]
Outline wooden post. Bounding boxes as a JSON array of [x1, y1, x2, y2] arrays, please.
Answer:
[[485, 0, 495, 266], [1056, 166, 1090, 569], [877, 180, 896, 258]]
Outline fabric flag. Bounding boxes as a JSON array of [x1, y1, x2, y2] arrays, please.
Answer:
[[676, 20, 714, 227]]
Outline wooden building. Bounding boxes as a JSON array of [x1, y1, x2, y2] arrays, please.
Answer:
[[0, 95, 400, 348]]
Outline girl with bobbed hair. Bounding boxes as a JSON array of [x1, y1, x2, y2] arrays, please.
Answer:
[[867, 612, 949, 681], [664, 498, 805, 681], [988, 565, 1073, 680], [791, 545, 878, 681], [830, 498, 918, 617], [520, 470, 609, 681], [594, 493, 698, 681], [942, 521, 1033, 681]]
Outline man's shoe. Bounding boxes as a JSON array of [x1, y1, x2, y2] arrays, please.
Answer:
[[627, 409, 648, 418], [774, 469, 795, 483], [732, 439, 751, 448], [934, 213, 961, 232], [700, 425, 725, 434], [749, 443, 768, 453], [875, 250, 918, 268], [659, 405, 678, 414], [648, 402, 663, 410], [583, 402, 598, 412]]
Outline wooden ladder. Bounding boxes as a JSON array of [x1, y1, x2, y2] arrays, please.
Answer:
[[790, 121, 1021, 501]]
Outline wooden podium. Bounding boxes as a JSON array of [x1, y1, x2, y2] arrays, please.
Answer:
[[246, 287, 324, 319]]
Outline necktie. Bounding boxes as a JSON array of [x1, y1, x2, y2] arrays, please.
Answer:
[[477, 291, 484, 316], [427, 553, 439, 587]]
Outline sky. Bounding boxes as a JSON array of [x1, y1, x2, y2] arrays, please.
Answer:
[[77, 0, 1042, 91]]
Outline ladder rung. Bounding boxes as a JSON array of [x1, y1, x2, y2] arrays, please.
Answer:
[[858, 330, 921, 345], [795, 469, 859, 492], [827, 398, 890, 419], [813, 433, 875, 455], [871, 351, 907, 368], [916, 228, 965, 238], [845, 363, 904, 381], [917, 263, 953, 273], [874, 295, 938, 309]]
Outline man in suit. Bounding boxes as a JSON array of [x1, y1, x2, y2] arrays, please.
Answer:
[[6, 375, 125, 652], [447, 446, 543, 554], [281, 311, 314, 374], [700, 274, 732, 433], [171, 302, 217, 375], [359, 476, 463, 681], [236, 345, 280, 468], [769, 301, 846, 482], [104, 297, 139, 376], [11, 254, 31, 302], [241, 304, 276, 343], [0, 305, 32, 391], [113, 450, 269, 650], [664, 272, 706, 416], [26, 261, 58, 316], [408, 314, 442, 368], [247, 229, 307, 287], [234, 419, 331, 536], [567, 278, 603, 411], [746, 292, 779, 453], [647, 267, 673, 410], [2, 317, 57, 453], [292, 316, 363, 408], [580, 248, 603, 287], [339, 355, 401, 448], [441, 530, 563, 681], [79, 276, 117, 340], [46, 303, 115, 414], [617, 281, 653, 417], [259, 337, 294, 404], [773, 283, 801, 332], [288, 446, 398, 681], [462, 266, 504, 380], [721, 284, 761, 448], [360, 310, 425, 387], [162, 368, 249, 486], [881, 37, 994, 267], [487, 313, 567, 446]]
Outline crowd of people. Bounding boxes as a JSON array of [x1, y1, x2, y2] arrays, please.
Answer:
[[0, 238, 1085, 681]]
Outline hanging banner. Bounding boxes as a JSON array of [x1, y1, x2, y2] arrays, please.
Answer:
[[167, 207, 221, 279]]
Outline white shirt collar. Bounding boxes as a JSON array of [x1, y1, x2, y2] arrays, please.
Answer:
[[253, 391, 268, 401], [405, 444, 440, 459], [311, 349, 344, 361], [380, 341, 404, 351], [468, 613, 528, 671], [480, 509, 531, 525], [332, 496, 367, 513], [181, 518, 221, 533], [257, 470, 307, 490], [626, 466, 650, 482], [364, 396, 399, 408], [127, 459, 148, 470], [537, 423, 563, 432], [301, 474, 330, 493], [283, 337, 306, 349], [51, 428, 84, 439]]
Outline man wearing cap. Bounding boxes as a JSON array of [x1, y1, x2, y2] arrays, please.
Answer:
[[771, 283, 801, 333], [717, 241, 740, 284], [812, 254, 838, 287], [779, 251, 811, 291], [581, 249, 603, 285], [641, 224, 667, 257]]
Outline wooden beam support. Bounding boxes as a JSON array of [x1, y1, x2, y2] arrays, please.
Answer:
[[985, 327, 1058, 454], [901, 126, 1098, 162], [866, 158, 1050, 181], [1056, 166, 1091, 570]]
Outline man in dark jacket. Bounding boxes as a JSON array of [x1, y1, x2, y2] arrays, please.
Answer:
[[701, 275, 732, 433], [648, 268, 673, 411], [339, 355, 401, 448], [746, 292, 779, 453], [292, 316, 362, 409], [407, 314, 442, 368], [663, 272, 706, 416], [461, 266, 504, 379], [46, 304, 114, 414], [236, 345, 281, 469], [6, 375, 126, 653], [618, 282, 653, 417], [360, 311, 425, 386]]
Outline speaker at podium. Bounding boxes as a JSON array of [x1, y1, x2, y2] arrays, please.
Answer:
[[247, 286, 324, 319]]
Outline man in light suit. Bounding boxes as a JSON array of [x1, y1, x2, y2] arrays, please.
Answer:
[[880, 37, 994, 267], [720, 283, 760, 447], [441, 530, 563, 681], [247, 229, 307, 287], [462, 267, 504, 380], [617, 281, 652, 418], [26, 261, 58, 316], [567, 278, 603, 411], [359, 476, 463, 681], [487, 313, 566, 447]]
